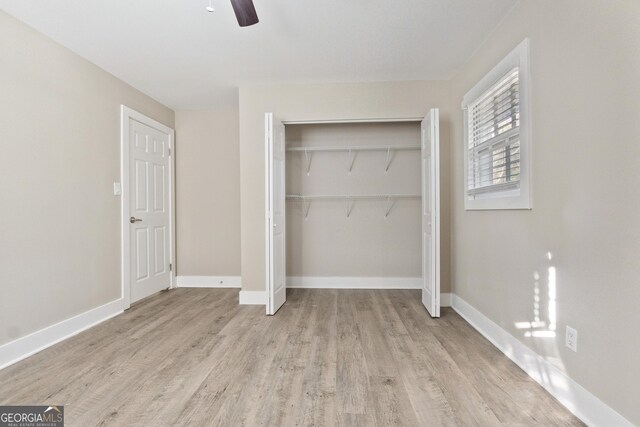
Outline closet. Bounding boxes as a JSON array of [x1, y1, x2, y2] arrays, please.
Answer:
[[286, 121, 421, 282], [265, 112, 440, 317]]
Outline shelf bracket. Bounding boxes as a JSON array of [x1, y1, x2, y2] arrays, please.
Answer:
[[303, 199, 311, 220], [384, 146, 393, 173], [384, 196, 395, 219], [304, 149, 312, 175], [347, 148, 356, 174], [345, 197, 354, 219]]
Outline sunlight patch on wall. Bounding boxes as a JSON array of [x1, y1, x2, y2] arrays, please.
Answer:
[[518, 252, 557, 339]]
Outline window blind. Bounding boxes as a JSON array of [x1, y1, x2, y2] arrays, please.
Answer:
[[467, 67, 520, 196]]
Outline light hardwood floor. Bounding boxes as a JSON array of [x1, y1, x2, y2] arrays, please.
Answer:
[[0, 288, 583, 426]]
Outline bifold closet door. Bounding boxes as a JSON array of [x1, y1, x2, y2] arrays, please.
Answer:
[[421, 108, 441, 317], [265, 113, 287, 315]]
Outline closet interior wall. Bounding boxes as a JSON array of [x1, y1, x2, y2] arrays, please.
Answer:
[[285, 122, 422, 286]]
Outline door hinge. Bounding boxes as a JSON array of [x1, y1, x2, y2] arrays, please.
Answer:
[[169, 263, 172, 271], [168, 147, 172, 156]]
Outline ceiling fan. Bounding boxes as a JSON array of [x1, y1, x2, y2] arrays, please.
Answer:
[[230, 0, 259, 26], [207, 0, 259, 27]]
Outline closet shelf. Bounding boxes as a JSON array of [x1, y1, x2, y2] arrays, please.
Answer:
[[286, 194, 420, 200], [287, 144, 421, 174], [286, 144, 420, 152], [286, 194, 420, 219]]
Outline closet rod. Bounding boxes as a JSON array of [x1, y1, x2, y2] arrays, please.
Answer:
[[286, 194, 420, 200], [286, 144, 420, 153]]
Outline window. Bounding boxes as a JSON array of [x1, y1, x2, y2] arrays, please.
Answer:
[[463, 39, 531, 210]]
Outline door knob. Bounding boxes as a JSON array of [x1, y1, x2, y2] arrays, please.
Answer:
[[130, 217, 143, 224]]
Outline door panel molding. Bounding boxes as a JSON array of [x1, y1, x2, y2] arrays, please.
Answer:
[[421, 108, 441, 317], [265, 113, 286, 315]]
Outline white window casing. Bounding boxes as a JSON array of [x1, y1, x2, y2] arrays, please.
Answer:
[[462, 38, 532, 210]]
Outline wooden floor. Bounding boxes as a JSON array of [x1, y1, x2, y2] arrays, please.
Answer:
[[0, 288, 583, 426]]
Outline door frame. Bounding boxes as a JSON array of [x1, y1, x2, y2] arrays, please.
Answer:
[[120, 105, 176, 309], [264, 113, 271, 314], [265, 114, 441, 314]]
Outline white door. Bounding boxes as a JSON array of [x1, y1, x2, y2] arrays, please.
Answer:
[[265, 113, 286, 315], [421, 108, 441, 317], [128, 118, 172, 303]]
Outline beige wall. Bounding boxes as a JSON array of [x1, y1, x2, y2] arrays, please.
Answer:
[[239, 81, 452, 292], [0, 11, 174, 346], [449, 1, 640, 424], [286, 122, 422, 278], [175, 110, 241, 276]]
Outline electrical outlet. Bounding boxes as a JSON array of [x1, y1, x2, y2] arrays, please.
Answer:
[[566, 326, 578, 352]]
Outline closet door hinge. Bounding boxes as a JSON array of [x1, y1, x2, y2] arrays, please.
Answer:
[[168, 147, 172, 156], [169, 263, 172, 271]]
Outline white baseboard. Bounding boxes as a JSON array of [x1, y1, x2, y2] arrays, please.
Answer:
[[286, 276, 421, 289], [451, 295, 634, 427], [239, 290, 267, 305], [176, 275, 241, 288], [440, 292, 452, 307], [0, 298, 124, 370]]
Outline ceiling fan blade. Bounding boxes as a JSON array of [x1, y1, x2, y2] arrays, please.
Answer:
[[229, 0, 259, 27]]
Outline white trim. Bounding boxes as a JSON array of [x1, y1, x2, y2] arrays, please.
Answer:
[[463, 38, 532, 211], [170, 116, 177, 293], [176, 276, 241, 288], [451, 295, 635, 427], [239, 290, 268, 305], [282, 117, 423, 125], [287, 276, 421, 289], [265, 113, 272, 314], [0, 299, 124, 370], [120, 105, 176, 309]]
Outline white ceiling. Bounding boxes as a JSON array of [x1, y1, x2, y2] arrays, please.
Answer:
[[1, 0, 517, 110]]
